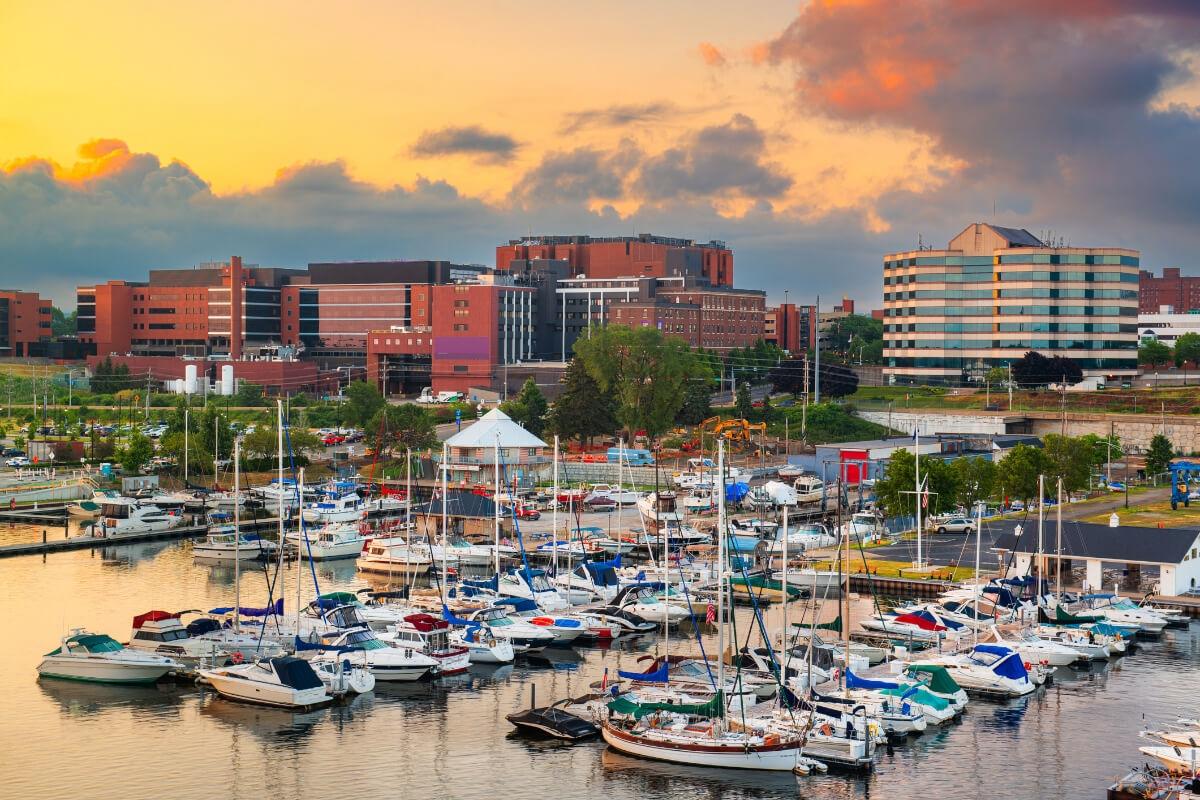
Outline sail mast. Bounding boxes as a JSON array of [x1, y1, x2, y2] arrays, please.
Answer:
[[1055, 476, 1063, 600], [442, 442, 449, 596], [716, 439, 726, 716], [232, 436, 240, 633], [296, 468, 304, 632], [494, 431, 501, 577], [552, 434, 559, 579]]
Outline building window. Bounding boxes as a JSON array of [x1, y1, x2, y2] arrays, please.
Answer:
[[453, 365, 468, 372]]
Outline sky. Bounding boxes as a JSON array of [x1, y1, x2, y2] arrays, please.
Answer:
[[2, 0, 1199, 308]]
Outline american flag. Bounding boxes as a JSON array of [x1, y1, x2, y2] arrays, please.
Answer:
[[706, 602, 717, 624]]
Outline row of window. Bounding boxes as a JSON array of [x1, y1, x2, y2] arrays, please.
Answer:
[[884, 254, 1138, 268], [886, 339, 1133, 350], [885, 289, 1136, 301], [887, 356, 1138, 369], [884, 305, 1136, 317], [888, 322, 1135, 333], [885, 271, 1139, 285]]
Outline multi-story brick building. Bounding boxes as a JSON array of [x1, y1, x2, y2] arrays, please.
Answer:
[[1139, 267, 1200, 313], [0, 290, 52, 357], [764, 302, 817, 352], [498, 234, 733, 287]]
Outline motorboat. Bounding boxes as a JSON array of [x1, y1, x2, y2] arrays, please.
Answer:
[[127, 610, 285, 663], [251, 478, 300, 510], [1035, 625, 1112, 660], [777, 464, 804, 479], [67, 489, 120, 518], [901, 664, 969, 711], [728, 572, 809, 602], [497, 597, 587, 645], [94, 498, 184, 538], [611, 584, 690, 625], [302, 491, 366, 524], [355, 536, 433, 576], [1138, 746, 1200, 774], [680, 487, 717, 514], [917, 643, 1035, 697], [311, 658, 375, 696], [507, 686, 600, 740], [193, 523, 279, 561], [584, 484, 639, 506], [380, 612, 471, 675], [457, 604, 557, 652], [840, 670, 957, 726], [362, 493, 407, 516], [807, 688, 927, 735], [859, 609, 968, 643], [589, 606, 658, 634], [845, 511, 887, 543], [976, 624, 1083, 666], [497, 567, 570, 612], [38, 630, 178, 684], [452, 623, 515, 664], [199, 656, 333, 710], [304, 625, 438, 682], [792, 475, 835, 505], [1071, 593, 1168, 635], [552, 557, 623, 603], [773, 566, 843, 594], [289, 522, 369, 560], [764, 522, 839, 555]]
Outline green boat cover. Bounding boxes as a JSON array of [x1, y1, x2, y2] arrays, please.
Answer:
[[607, 691, 723, 720], [318, 592, 360, 605], [880, 685, 950, 711], [48, 634, 124, 656], [1040, 605, 1103, 625], [816, 615, 842, 633], [905, 664, 962, 696]]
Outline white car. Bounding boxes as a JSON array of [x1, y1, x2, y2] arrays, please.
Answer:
[[6, 456, 31, 468], [934, 517, 974, 535]]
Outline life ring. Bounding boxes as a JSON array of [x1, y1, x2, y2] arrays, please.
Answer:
[[231, 651, 244, 664], [1023, 661, 1032, 670], [819, 722, 833, 736]]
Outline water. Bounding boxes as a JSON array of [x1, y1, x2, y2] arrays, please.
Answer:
[[2, 532, 1197, 800]]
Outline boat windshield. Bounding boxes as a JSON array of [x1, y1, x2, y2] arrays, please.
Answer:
[[70, 634, 124, 653], [341, 630, 387, 650], [529, 574, 554, 592]]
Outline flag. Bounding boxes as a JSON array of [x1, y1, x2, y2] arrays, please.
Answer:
[[601, 667, 608, 691], [706, 602, 717, 624]]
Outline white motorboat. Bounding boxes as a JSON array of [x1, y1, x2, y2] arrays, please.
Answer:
[[127, 610, 285, 663], [452, 624, 515, 664], [680, 487, 717, 514], [289, 522, 369, 560], [38, 630, 178, 684], [859, 609, 968, 644], [362, 494, 407, 515], [611, 584, 690, 625], [311, 659, 375, 696], [765, 522, 838, 554], [205, 491, 247, 511], [251, 479, 300, 510], [307, 627, 438, 682], [200, 656, 333, 710], [460, 605, 557, 651], [792, 474, 835, 505], [193, 525, 279, 561], [497, 567, 570, 612], [845, 511, 887, 543], [976, 624, 1082, 666], [1138, 746, 1200, 774], [777, 464, 804, 479], [553, 558, 622, 602], [379, 612, 472, 675], [1071, 593, 1168, 634], [917, 644, 1035, 697], [303, 492, 366, 524], [1036, 625, 1113, 660], [94, 498, 184, 538], [773, 567, 843, 593], [67, 489, 120, 518], [355, 536, 434, 576]]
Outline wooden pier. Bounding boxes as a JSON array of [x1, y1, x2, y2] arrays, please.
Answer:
[[0, 514, 286, 559]]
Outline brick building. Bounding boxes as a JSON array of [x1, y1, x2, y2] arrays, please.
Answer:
[[764, 302, 817, 352], [0, 290, 52, 357], [1139, 267, 1200, 313], [498, 234, 733, 287]]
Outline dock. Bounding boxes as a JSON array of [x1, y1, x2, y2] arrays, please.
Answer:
[[0, 513, 286, 559]]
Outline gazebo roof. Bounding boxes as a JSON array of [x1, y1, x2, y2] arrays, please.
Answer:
[[444, 408, 548, 449]]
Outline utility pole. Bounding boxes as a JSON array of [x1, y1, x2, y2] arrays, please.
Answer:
[[1007, 362, 1013, 410], [1059, 375, 1066, 436], [813, 294, 821, 403], [1106, 420, 1113, 485]]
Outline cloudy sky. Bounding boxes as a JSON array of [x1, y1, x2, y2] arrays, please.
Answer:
[[2, 0, 1199, 307]]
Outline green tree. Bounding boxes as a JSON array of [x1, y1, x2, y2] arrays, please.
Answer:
[[120, 430, 154, 474], [873, 449, 958, 518], [1078, 433, 1122, 471], [951, 456, 997, 510], [676, 379, 713, 426], [243, 423, 322, 462], [1146, 433, 1175, 478], [985, 366, 1008, 386], [502, 378, 548, 437], [546, 359, 617, 444], [1174, 332, 1200, 367], [574, 325, 705, 440], [1041, 434, 1093, 494], [826, 314, 883, 354], [369, 404, 437, 454], [1139, 339, 1172, 367], [344, 380, 385, 429], [735, 381, 753, 419], [234, 381, 267, 407], [996, 444, 1048, 507], [90, 357, 132, 394], [197, 404, 234, 464], [51, 307, 78, 337]]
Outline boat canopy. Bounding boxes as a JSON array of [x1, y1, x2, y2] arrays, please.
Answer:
[[881, 685, 950, 711], [582, 560, 620, 588], [905, 664, 962, 695], [845, 669, 898, 691], [404, 613, 449, 632], [892, 612, 946, 632], [911, 608, 964, 630], [617, 661, 670, 683], [132, 610, 181, 629], [607, 690, 722, 720], [1040, 605, 1103, 625], [971, 645, 1029, 681], [209, 598, 284, 618], [60, 634, 124, 654], [496, 597, 539, 613], [463, 575, 499, 592], [186, 617, 222, 636], [725, 482, 750, 503], [1088, 623, 1127, 637], [270, 657, 324, 690]]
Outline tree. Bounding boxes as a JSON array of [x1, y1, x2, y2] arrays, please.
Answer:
[[766, 358, 859, 398], [51, 307, 77, 337], [234, 381, 267, 407], [369, 404, 437, 454], [1041, 434, 1093, 494], [1010, 351, 1083, 388], [951, 456, 996, 510], [1146, 433, 1175, 478], [546, 359, 617, 444], [676, 379, 713, 425], [197, 404, 234, 464], [90, 357, 131, 394], [1079, 432, 1122, 471], [243, 424, 322, 462], [1174, 332, 1200, 368], [343, 380, 385, 429], [996, 444, 1048, 507], [502, 378, 548, 437], [873, 449, 958, 519], [735, 382, 753, 419], [826, 314, 883, 354], [120, 430, 154, 474], [985, 366, 1008, 386], [1139, 339, 1172, 367], [574, 325, 706, 440]]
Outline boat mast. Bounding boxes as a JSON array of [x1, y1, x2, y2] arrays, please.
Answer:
[[183, 407, 188, 484], [233, 436, 240, 633], [716, 439, 726, 715], [296, 468, 305, 632], [840, 482, 848, 691], [914, 428, 922, 568], [781, 499, 789, 677], [1036, 473, 1045, 603], [404, 446, 412, 584], [615, 438, 624, 541], [973, 499, 982, 648], [1055, 476, 1063, 601], [214, 414, 219, 490], [442, 442, 449, 596], [493, 431, 501, 577], [277, 399, 284, 564], [552, 434, 559, 579]]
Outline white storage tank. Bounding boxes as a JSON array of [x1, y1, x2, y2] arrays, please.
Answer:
[[221, 365, 234, 396], [184, 364, 198, 395]]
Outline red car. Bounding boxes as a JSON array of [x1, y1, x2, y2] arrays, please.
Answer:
[[322, 433, 346, 446], [513, 506, 541, 520]]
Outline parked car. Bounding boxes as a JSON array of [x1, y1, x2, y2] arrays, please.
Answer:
[[322, 434, 346, 446], [6, 456, 32, 468], [1, 447, 23, 457], [511, 506, 541, 520], [934, 517, 975, 535]]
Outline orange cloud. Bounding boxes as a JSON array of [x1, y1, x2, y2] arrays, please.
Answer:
[[3, 139, 162, 186], [697, 42, 726, 67]]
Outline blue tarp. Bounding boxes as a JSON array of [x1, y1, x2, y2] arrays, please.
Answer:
[[496, 597, 539, 613], [972, 644, 1029, 681], [618, 662, 669, 683], [725, 482, 750, 503], [463, 575, 499, 592], [209, 598, 284, 617], [846, 669, 899, 691], [441, 604, 478, 628]]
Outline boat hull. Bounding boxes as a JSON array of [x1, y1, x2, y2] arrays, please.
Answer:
[[201, 672, 331, 710], [37, 656, 173, 684], [601, 723, 803, 771]]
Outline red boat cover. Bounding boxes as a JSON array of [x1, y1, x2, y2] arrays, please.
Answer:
[[132, 610, 181, 629], [893, 613, 946, 631], [404, 613, 448, 632]]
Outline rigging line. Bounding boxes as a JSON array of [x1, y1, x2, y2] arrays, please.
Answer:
[[668, 548, 717, 691]]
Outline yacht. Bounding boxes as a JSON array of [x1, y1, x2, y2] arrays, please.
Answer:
[[552, 557, 622, 602], [251, 478, 300, 510], [355, 536, 434, 576], [610, 584, 690, 625], [917, 643, 1036, 697], [859, 609, 969, 643], [976, 624, 1083, 666], [303, 491, 366, 524], [306, 627, 438, 682], [452, 623, 516, 664], [94, 498, 184, 538], [127, 610, 285, 663], [288, 522, 369, 560], [380, 612, 472, 675], [38, 630, 178, 684], [792, 475, 835, 505], [1070, 593, 1169, 635], [193, 523, 279, 561], [765, 522, 839, 554], [459, 605, 557, 652], [584, 484, 639, 506], [199, 656, 333, 710]]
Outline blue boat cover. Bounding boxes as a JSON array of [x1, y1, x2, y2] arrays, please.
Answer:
[[973, 644, 1028, 681], [846, 669, 899, 691], [463, 575, 499, 592], [618, 662, 669, 683], [1088, 623, 1126, 637], [441, 604, 480, 630], [209, 598, 284, 617], [583, 563, 620, 588], [981, 585, 1020, 608], [496, 597, 539, 612], [725, 482, 750, 502], [913, 608, 964, 630], [1079, 593, 1116, 600]]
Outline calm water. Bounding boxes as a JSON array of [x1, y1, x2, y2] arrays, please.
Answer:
[[2, 532, 1197, 800]]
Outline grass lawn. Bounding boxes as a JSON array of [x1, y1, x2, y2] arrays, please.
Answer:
[[1079, 500, 1200, 527], [809, 557, 976, 582]]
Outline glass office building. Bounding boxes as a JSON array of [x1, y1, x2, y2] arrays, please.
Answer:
[[882, 223, 1139, 385]]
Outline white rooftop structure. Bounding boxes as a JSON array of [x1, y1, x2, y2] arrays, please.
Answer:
[[444, 408, 548, 449]]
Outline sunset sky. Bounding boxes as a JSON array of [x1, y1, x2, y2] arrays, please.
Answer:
[[2, 1, 1199, 306]]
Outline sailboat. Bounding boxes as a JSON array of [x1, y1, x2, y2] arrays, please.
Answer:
[[600, 441, 808, 771]]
